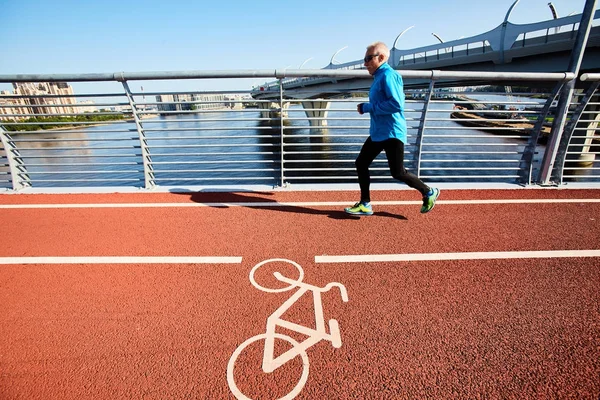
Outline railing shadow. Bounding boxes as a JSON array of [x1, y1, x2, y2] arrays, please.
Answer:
[[169, 189, 408, 220]]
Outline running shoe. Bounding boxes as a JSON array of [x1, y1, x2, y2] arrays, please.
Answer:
[[344, 201, 373, 216], [421, 188, 440, 214]]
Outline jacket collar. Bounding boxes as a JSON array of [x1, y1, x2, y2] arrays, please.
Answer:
[[373, 62, 390, 76]]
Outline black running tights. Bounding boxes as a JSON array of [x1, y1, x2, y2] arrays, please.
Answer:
[[355, 137, 429, 203]]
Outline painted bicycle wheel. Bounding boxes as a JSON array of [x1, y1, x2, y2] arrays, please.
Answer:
[[227, 333, 310, 400], [249, 258, 304, 293]]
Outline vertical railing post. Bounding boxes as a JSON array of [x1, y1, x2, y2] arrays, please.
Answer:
[[518, 82, 564, 185], [554, 82, 600, 183], [279, 78, 286, 188], [120, 80, 155, 189], [413, 75, 437, 178], [538, 0, 598, 185], [0, 126, 31, 190]]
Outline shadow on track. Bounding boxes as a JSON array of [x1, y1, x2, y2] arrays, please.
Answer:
[[169, 189, 408, 220]]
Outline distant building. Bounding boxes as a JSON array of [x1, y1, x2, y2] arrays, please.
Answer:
[[77, 100, 98, 113], [155, 93, 228, 113], [0, 90, 29, 121], [0, 82, 82, 121], [192, 93, 227, 110], [156, 94, 194, 112]]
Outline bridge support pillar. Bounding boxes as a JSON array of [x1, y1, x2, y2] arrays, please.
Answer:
[[258, 102, 288, 121], [301, 100, 331, 127]]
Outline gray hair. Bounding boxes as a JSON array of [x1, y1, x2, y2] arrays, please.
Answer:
[[367, 41, 390, 61]]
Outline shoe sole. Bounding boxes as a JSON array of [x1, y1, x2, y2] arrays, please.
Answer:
[[344, 209, 373, 216]]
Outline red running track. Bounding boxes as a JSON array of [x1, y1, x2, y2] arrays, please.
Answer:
[[1, 189, 599, 399]]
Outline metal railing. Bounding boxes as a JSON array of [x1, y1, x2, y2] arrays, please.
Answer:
[[0, 69, 598, 192]]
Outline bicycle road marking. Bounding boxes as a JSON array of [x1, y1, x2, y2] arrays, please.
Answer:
[[315, 249, 600, 263], [0, 256, 242, 264], [228, 258, 348, 400], [2, 198, 600, 209]]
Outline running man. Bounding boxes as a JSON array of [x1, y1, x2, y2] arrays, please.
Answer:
[[345, 41, 439, 216]]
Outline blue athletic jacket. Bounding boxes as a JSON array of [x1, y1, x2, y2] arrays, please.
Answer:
[[360, 62, 407, 143]]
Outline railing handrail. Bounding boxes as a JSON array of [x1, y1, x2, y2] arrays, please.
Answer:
[[0, 69, 577, 84], [580, 73, 600, 81]]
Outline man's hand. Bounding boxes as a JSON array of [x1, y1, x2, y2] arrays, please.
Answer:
[[357, 104, 364, 115]]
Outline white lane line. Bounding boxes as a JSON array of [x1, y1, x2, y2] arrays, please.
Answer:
[[315, 250, 600, 263], [0, 256, 243, 264], [1, 198, 600, 209]]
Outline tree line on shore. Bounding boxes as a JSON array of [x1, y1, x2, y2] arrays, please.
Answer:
[[2, 113, 128, 132]]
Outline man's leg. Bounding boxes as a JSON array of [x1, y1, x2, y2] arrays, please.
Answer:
[[384, 139, 440, 213], [345, 138, 382, 215], [384, 139, 429, 195], [356, 137, 383, 203]]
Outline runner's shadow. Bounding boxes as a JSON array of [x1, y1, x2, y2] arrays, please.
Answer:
[[169, 189, 407, 220]]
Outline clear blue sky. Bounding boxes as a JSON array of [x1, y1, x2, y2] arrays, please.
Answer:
[[0, 0, 593, 93]]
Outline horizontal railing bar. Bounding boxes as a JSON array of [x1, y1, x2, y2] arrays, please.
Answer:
[[417, 175, 521, 178], [136, 109, 271, 114], [141, 127, 279, 132], [26, 170, 143, 175], [25, 162, 140, 166], [154, 177, 275, 181], [16, 154, 142, 158], [152, 160, 280, 165], [421, 151, 523, 154], [150, 152, 280, 157], [144, 135, 278, 140], [0, 92, 126, 99], [0, 112, 129, 118], [140, 118, 275, 123], [423, 127, 534, 130], [422, 167, 519, 170], [282, 168, 358, 172], [0, 69, 576, 82], [1, 121, 133, 126], [420, 159, 520, 163], [16, 146, 140, 150], [286, 176, 388, 180], [27, 178, 143, 182], [5, 129, 138, 134], [580, 73, 600, 81], [285, 151, 360, 155], [149, 144, 279, 148], [153, 169, 279, 173], [12, 138, 138, 142], [419, 134, 529, 138], [282, 159, 365, 163], [0, 102, 130, 108], [282, 143, 365, 147]]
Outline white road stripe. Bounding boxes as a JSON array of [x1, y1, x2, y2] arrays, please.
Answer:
[[1, 198, 600, 209], [0, 256, 243, 264], [315, 250, 600, 263]]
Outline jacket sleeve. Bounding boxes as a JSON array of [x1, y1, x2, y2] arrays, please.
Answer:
[[362, 73, 403, 115]]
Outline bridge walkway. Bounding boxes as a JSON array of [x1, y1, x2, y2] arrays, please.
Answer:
[[1, 188, 599, 399]]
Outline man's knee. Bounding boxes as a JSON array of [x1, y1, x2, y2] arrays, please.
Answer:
[[390, 168, 408, 180], [355, 157, 369, 172]]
